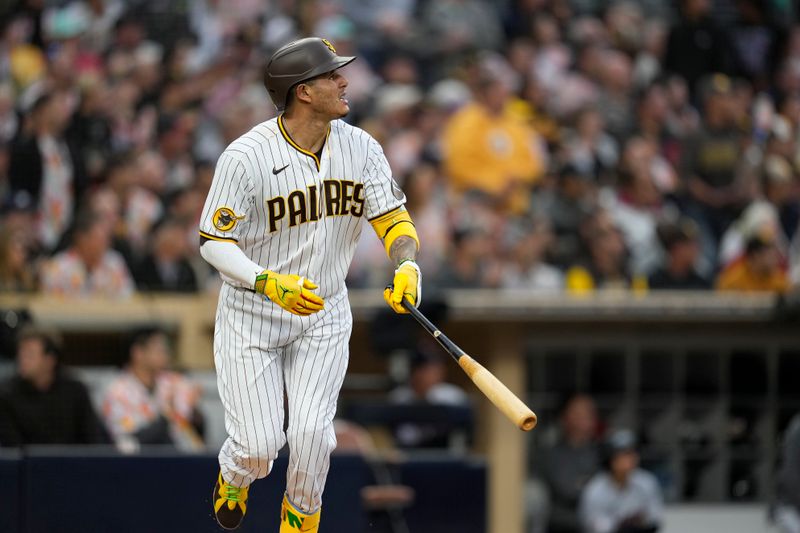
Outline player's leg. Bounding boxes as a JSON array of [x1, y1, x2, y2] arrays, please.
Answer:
[[280, 294, 353, 531], [213, 301, 287, 529]]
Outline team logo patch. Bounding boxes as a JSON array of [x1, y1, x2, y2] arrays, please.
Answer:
[[321, 38, 336, 53], [212, 207, 244, 232]]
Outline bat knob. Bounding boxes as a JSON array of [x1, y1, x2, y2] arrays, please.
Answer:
[[521, 414, 538, 431]]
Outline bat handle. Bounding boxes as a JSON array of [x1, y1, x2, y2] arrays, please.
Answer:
[[387, 284, 538, 431], [387, 285, 463, 360]]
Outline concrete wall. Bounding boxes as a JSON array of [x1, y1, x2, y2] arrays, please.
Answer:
[[663, 504, 772, 533]]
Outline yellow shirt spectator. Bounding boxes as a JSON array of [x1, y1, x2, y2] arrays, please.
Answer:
[[716, 237, 790, 293], [442, 83, 546, 212], [716, 259, 790, 293]]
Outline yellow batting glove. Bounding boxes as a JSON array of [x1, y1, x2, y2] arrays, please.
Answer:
[[383, 260, 421, 314], [254, 270, 325, 316]]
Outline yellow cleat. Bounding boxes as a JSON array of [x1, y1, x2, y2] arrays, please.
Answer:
[[212, 472, 249, 530], [280, 494, 321, 532]]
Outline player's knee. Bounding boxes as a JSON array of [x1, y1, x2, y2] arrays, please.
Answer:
[[246, 458, 274, 479], [286, 425, 336, 456], [240, 433, 284, 463]]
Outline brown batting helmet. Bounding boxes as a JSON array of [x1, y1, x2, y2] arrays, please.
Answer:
[[264, 37, 356, 111]]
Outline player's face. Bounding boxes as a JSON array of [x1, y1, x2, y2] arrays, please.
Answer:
[[308, 70, 349, 119]]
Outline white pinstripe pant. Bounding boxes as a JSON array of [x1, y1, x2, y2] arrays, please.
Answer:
[[214, 291, 352, 513]]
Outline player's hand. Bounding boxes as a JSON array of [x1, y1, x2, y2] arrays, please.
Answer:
[[254, 270, 325, 316], [384, 260, 421, 314]]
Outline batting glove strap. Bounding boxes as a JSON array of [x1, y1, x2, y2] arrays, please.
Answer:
[[384, 260, 422, 314], [254, 270, 325, 316]]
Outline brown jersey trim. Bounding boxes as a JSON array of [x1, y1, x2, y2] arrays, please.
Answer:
[[277, 114, 330, 171], [199, 230, 239, 244]]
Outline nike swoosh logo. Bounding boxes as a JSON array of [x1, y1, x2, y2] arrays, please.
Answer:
[[272, 164, 290, 175]]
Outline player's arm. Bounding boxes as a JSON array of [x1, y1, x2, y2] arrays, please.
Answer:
[[369, 207, 421, 314], [199, 240, 324, 316], [199, 239, 263, 288], [360, 136, 421, 314], [198, 151, 323, 316]]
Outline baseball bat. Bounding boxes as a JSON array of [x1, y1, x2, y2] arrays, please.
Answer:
[[391, 292, 537, 431]]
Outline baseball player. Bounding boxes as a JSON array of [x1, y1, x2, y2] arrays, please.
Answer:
[[199, 37, 421, 532]]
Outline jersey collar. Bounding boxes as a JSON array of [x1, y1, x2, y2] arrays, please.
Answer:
[[277, 114, 330, 171]]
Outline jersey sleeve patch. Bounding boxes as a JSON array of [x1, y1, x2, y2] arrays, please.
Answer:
[[212, 207, 245, 232]]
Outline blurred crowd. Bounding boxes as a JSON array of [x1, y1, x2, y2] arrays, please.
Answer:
[[0, 325, 206, 451], [1, 0, 800, 298]]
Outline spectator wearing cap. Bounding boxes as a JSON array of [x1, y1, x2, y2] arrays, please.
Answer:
[[40, 208, 134, 298], [535, 394, 601, 533], [716, 232, 791, 292], [649, 218, 711, 290], [442, 67, 546, 214], [8, 89, 85, 252], [680, 73, 749, 269], [579, 429, 663, 533], [0, 326, 108, 447]]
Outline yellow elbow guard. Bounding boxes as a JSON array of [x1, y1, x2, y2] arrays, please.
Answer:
[[369, 207, 420, 257]]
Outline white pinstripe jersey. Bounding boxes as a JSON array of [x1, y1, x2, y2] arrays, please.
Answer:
[[199, 115, 405, 344]]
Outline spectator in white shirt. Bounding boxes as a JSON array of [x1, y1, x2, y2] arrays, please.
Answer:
[[579, 429, 663, 533]]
